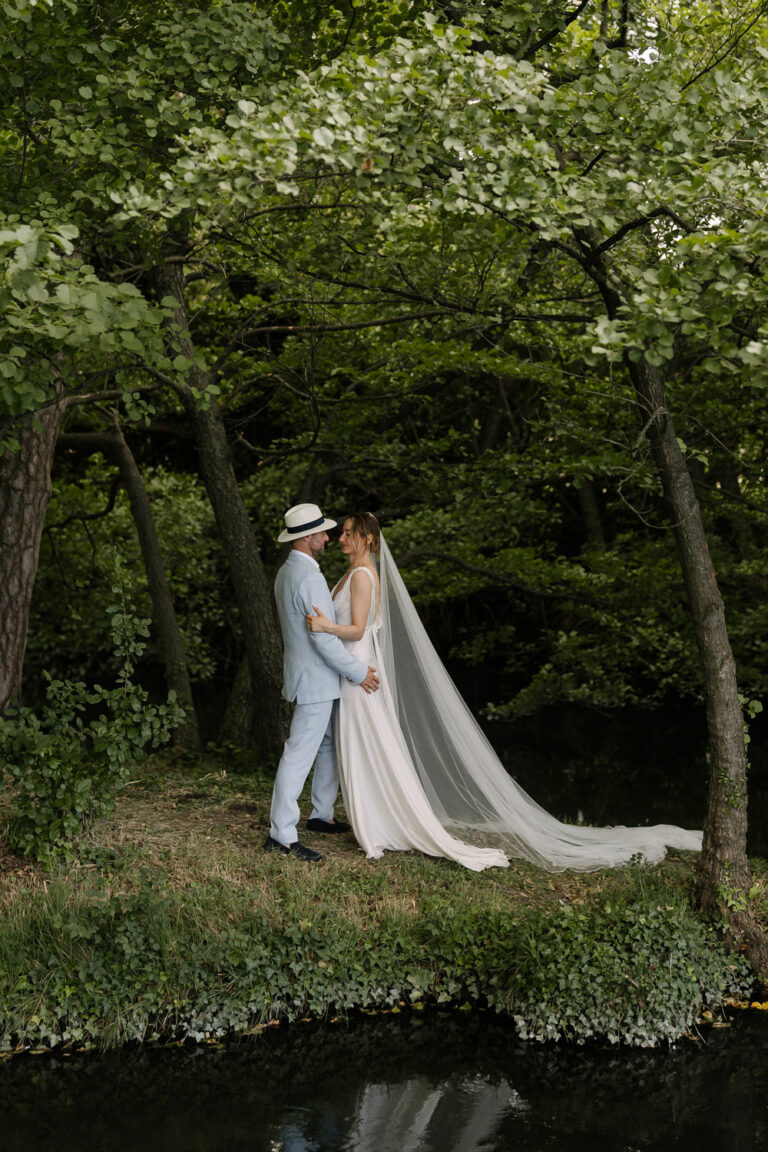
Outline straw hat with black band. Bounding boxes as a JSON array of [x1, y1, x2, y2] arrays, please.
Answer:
[[278, 503, 337, 544]]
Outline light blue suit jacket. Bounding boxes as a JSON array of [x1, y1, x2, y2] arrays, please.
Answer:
[[274, 550, 366, 704]]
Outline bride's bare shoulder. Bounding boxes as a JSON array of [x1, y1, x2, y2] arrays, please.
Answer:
[[350, 565, 378, 584]]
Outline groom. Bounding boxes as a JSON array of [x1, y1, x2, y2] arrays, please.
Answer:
[[265, 502, 379, 862]]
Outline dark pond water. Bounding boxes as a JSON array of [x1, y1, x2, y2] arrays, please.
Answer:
[[2, 1010, 768, 1151]]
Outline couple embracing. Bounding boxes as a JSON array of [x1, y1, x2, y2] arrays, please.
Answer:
[[266, 503, 702, 873], [265, 503, 508, 868]]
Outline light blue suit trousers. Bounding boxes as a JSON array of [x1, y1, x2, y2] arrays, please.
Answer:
[[270, 699, 337, 844]]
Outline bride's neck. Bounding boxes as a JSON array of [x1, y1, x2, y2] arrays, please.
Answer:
[[347, 550, 370, 568]]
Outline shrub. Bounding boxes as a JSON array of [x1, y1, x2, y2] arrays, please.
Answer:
[[0, 877, 751, 1052], [498, 900, 752, 1047], [0, 565, 184, 863]]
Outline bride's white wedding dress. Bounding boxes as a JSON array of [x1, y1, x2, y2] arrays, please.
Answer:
[[333, 538, 703, 873], [334, 565, 509, 871]]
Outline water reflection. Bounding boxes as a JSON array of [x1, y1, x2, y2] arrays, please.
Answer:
[[341, 1076, 520, 1152], [1, 1010, 767, 1151]]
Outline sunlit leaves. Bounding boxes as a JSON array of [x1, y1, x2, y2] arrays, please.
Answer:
[[0, 221, 177, 426]]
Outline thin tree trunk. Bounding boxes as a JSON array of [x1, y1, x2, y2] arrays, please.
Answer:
[[575, 221, 768, 977], [110, 423, 201, 750], [0, 394, 64, 712], [629, 357, 768, 977], [56, 428, 202, 750], [710, 457, 753, 560], [222, 653, 254, 748], [575, 479, 606, 549], [157, 260, 286, 761]]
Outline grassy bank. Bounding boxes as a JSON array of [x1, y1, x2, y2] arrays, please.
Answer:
[[0, 756, 763, 1054]]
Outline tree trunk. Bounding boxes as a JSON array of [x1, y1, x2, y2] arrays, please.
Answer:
[[628, 357, 768, 977], [575, 479, 606, 549], [576, 220, 768, 977], [157, 260, 286, 761], [0, 395, 64, 712], [222, 653, 255, 748], [710, 456, 753, 560], [110, 424, 202, 750], [56, 428, 202, 750]]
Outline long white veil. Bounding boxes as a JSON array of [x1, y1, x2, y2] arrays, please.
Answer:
[[377, 534, 702, 872]]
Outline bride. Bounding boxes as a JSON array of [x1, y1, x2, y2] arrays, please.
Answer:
[[307, 513, 702, 873]]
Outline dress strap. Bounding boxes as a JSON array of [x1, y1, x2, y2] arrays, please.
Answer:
[[349, 565, 377, 585], [332, 565, 377, 601], [350, 565, 379, 627]]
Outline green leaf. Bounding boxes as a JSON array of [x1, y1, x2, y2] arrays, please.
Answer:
[[312, 126, 334, 148]]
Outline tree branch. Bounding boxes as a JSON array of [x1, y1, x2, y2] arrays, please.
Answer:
[[595, 207, 695, 256], [208, 298, 324, 378], [62, 382, 164, 409], [242, 308, 459, 336], [523, 0, 593, 59], [45, 465, 122, 531], [397, 548, 596, 603], [681, 3, 768, 91]]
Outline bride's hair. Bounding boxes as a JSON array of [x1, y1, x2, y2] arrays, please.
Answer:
[[348, 511, 380, 555]]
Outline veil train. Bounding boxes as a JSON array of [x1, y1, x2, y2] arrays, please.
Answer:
[[377, 535, 702, 872]]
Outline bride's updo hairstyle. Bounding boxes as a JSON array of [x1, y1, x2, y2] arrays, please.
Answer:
[[348, 511, 380, 555]]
